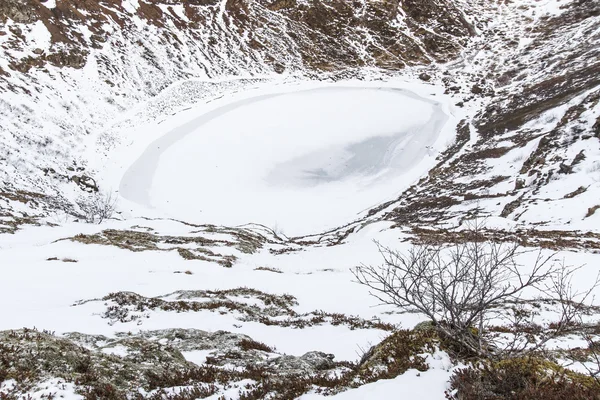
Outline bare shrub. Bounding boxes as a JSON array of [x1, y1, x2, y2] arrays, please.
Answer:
[[76, 191, 117, 224], [353, 220, 599, 359], [567, 320, 600, 385], [584, 336, 600, 385], [238, 338, 274, 352], [587, 162, 600, 174]]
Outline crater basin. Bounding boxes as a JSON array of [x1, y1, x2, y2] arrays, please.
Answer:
[[120, 86, 449, 235]]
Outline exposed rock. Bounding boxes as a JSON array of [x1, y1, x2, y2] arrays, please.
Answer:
[[419, 72, 432, 81], [70, 174, 98, 192], [0, 0, 41, 24], [0, 328, 192, 395], [358, 329, 437, 376], [477, 63, 600, 137], [273, 62, 285, 74], [515, 178, 526, 190], [471, 84, 483, 94], [0, 0, 474, 77], [69, 328, 275, 370], [413, 320, 436, 332], [571, 150, 586, 167], [268, 352, 336, 375], [586, 205, 600, 218], [593, 116, 600, 138], [500, 196, 523, 218], [564, 186, 587, 199], [46, 49, 88, 69], [0, 328, 355, 397], [559, 162, 573, 174]]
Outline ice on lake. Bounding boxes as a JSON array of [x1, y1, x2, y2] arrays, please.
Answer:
[[120, 86, 449, 235]]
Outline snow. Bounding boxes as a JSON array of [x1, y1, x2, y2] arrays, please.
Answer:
[[0, 218, 406, 361], [301, 352, 455, 400], [101, 345, 130, 357], [299, 352, 457, 400], [119, 81, 454, 235], [1, 378, 84, 400], [166, 5, 189, 22], [41, 0, 57, 9], [121, 0, 140, 14], [301, 370, 450, 400], [28, 21, 52, 50], [184, 350, 214, 365]]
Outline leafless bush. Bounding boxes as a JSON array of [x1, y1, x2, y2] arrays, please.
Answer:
[[587, 162, 600, 174], [76, 191, 117, 224], [566, 318, 600, 385], [353, 220, 599, 359]]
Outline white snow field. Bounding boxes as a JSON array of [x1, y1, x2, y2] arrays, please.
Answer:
[[119, 82, 451, 235], [0, 218, 409, 360]]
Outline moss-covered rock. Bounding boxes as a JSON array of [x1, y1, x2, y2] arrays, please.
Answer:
[[448, 357, 600, 400], [0, 328, 192, 396], [358, 328, 439, 379]]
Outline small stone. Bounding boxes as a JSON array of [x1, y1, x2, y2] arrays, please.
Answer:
[[471, 84, 484, 94], [559, 162, 573, 174], [418, 72, 431, 81], [515, 178, 525, 190]]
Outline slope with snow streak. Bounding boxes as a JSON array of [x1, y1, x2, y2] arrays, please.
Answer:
[[119, 84, 451, 235]]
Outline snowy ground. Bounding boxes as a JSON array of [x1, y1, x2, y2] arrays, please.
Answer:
[[2, 76, 599, 398], [2, 0, 600, 397], [4, 219, 372, 355]]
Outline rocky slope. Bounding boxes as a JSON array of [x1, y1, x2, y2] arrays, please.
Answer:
[[301, 0, 600, 245], [0, 0, 474, 196], [2, 0, 599, 238]]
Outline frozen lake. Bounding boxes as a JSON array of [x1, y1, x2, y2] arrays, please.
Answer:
[[120, 86, 449, 235]]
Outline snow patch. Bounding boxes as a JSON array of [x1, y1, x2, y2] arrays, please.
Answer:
[[122, 0, 140, 14], [183, 349, 213, 365], [41, 0, 57, 9]]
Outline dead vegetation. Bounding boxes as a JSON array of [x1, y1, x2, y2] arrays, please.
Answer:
[[1, 2, 600, 400], [411, 226, 600, 251], [447, 356, 600, 400], [76, 191, 117, 224], [0, 0, 473, 84], [3, 325, 598, 400], [0, 189, 46, 234], [74, 287, 394, 332], [353, 219, 600, 398], [564, 186, 588, 199], [46, 257, 78, 263], [586, 205, 600, 219], [254, 266, 283, 273], [61, 224, 278, 267]]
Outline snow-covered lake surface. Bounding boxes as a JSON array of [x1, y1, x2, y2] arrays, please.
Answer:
[[120, 85, 449, 235]]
